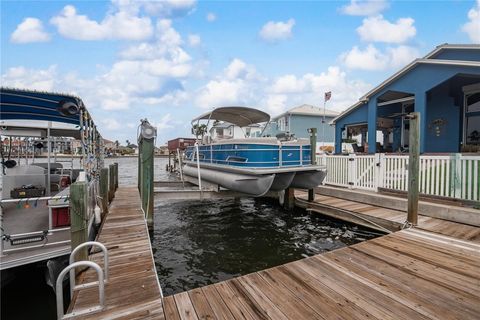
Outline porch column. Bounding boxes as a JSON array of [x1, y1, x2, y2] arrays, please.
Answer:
[[414, 92, 427, 153], [367, 100, 377, 153], [335, 125, 343, 154]]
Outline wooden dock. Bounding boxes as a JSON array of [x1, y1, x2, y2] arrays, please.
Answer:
[[69, 187, 164, 319], [165, 227, 479, 320], [296, 190, 480, 242], [68, 185, 479, 320]]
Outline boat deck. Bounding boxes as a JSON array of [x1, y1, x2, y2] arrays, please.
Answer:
[[165, 228, 479, 320], [68, 187, 164, 319]]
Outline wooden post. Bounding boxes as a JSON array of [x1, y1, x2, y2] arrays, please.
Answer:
[[283, 188, 295, 210], [138, 120, 156, 230], [114, 162, 119, 190], [109, 164, 115, 202], [138, 140, 142, 191], [407, 112, 420, 225], [140, 138, 154, 229], [70, 181, 88, 273], [100, 168, 109, 217], [308, 127, 317, 202]]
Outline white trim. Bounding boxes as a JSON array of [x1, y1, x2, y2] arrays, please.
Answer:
[[377, 96, 414, 107]]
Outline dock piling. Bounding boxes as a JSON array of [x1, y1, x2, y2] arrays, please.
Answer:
[[70, 181, 88, 274], [100, 168, 109, 217], [308, 127, 317, 202], [407, 112, 420, 225], [138, 119, 156, 230], [109, 164, 115, 202]]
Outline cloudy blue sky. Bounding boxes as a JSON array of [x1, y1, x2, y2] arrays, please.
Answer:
[[1, 0, 479, 144]]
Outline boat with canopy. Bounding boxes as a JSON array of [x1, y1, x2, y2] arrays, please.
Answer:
[[0, 87, 104, 272], [183, 106, 327, 196]]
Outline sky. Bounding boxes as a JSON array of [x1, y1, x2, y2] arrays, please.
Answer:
[[1, 0, 479, 144]]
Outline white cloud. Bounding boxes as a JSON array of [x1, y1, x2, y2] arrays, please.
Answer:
[[188, 34, 201, 47], [101, 118, 121, 130], [341, 44, 419, 71], [269, 74, 307, 94], [340, 0, 388, 16], [196, 80, 246, 108], [1, 65, 58, 91], [259, 19, 295, 42], [263, 94, 288, 115], [462, 0, 480, 43], [11, 18, 51, 43], [195, 58, 260, 108], [206, 12, 216, 22], [142, 0, 196, 17], [50, 4, 153, 40], [357, 15, 416, 43], [224, 58, 258, 80]]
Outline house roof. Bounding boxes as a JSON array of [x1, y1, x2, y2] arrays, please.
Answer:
[[331, 43, 480, 124], [273, 104, 339, 120]]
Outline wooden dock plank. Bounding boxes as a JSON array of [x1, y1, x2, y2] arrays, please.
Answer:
[[69, 187, 164, 319], [170, 228, 479, 320]]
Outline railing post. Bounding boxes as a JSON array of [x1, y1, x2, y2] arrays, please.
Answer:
[[407, 112, 420, 225], [308, 127, 317, 202], [348, 154, 357, 189], [99, 168, 109, 217], [138, 119, 156, 230], [109, 164, 115, 202], [70, 181, 88, 274], [375, 153, 384, 190]]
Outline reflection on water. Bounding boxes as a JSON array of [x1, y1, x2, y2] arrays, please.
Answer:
[[152, 197, 380, 296]]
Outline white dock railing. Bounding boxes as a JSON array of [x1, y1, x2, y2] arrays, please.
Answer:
[[317, 153, 480, 202]]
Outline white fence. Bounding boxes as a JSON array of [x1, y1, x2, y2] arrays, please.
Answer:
[[317, 153, 480, 202]]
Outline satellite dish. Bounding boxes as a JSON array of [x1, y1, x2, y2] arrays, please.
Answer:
[[140, 120, 157, 140], [58, 101, 80, 116]]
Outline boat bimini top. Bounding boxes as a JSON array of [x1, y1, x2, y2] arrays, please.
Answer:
[[192, 106, 270, 127]]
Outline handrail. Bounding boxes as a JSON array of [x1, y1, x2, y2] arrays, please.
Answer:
[[69, 241, 108, 297], [56, 261, 105, 319], [0, 195, 69, 204]]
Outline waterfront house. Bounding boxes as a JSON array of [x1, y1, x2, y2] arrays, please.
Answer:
[[331, 44, 480, 154], [265, 104, 339, 150]]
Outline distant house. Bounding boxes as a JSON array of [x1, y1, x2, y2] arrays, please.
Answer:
[[331, 44, 480, 154], [210, 121, 262, 139], [264, 104, 339, 146]]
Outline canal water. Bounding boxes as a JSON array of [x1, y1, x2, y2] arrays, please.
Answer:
[[1, 157, 380, 319], [108, 157, 380, 296]]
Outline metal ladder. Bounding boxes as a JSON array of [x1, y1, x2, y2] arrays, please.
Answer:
[[56, 241, 109, 319]]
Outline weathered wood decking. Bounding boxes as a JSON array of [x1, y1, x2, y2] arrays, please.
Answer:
[[165, 228, 479, 319], [69, 187, 164, 319], [70, 186, 479, 320], [296, 190, 480, 242]]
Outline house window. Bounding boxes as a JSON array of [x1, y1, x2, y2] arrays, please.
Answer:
[[465, 92, 480, 145], [278, 117, 286, 131]]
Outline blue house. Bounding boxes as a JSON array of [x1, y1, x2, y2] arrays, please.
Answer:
[[265, 104, 339, 147], [332, 44, 480, 154]]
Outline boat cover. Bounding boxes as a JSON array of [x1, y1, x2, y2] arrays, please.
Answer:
[[0, 87, 83, 125], [192, 106, 270, 127]]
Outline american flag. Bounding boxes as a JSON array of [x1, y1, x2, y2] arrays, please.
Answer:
[[324, 91, 332, 102]]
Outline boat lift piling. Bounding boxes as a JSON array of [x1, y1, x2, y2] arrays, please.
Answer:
[[407, 112, 420, 226], [138, 119, 157, 230]]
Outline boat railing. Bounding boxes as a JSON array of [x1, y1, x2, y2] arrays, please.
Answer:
[[0, 180, 97, 257]]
